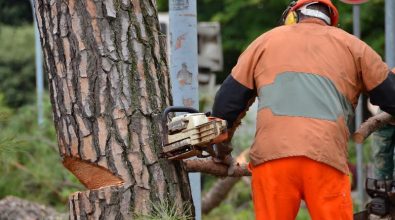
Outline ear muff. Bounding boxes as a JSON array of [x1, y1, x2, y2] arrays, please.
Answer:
[[284, 11, 298, 25], [280, 1, 298, 25]]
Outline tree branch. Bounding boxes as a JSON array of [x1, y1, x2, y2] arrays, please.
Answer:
[[353, 112, 395, 143], [202, 177, 241, 214], [184, 159, 251, 177]]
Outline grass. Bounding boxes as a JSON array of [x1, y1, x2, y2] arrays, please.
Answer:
[[135, 200, 193, 220]]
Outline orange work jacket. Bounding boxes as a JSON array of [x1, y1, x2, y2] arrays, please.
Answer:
[[214, 19, 391, 174]]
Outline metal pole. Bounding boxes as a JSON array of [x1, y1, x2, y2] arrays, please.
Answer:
[[385, 0, 395, 68], [169, 1, 201, 219], [30, 0, 44, 125], [353, 4, 365, 210]]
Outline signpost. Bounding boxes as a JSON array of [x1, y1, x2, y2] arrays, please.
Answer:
[[169, 1, 201, 219], [29, 0, 44, 125], [386, 0, 395, 68], [340, 0, 369, 210]]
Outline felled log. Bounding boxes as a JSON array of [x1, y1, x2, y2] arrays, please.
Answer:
[[353, 112, 395, 143]]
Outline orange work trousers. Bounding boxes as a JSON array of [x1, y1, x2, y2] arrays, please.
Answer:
[[250, 156, 353, 220]]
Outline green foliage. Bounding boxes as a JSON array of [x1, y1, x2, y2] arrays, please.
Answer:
[[296, 208, 311, 220], [0, 24, 36, 108], [202, 180, 254, 220], [0, 0, 33, 26], [347, 137, 373, 165], [157, 0, 168, 11], [0, 93, 83, 211], [337, 0, 385, 57]]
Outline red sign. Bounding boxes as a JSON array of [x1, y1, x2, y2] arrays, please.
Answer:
[[339, 0, 369, 4]]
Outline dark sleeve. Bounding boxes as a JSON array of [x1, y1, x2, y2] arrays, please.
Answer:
[[369, 71, 395, 116], [212, 75, 256, 131]]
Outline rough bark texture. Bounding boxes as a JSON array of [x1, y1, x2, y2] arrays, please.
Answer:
[[354, 112, 395, 143], [34, 0, 193, 218]]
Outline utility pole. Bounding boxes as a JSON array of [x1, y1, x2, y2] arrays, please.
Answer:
[[169, 1, 201, 219], [353, 4, 366, 210], [340, 0, 370, 209], [385, 0, 395, 68], [29, 0, 44, 125]]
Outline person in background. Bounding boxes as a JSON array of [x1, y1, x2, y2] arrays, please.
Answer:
[[211, 0, 395, 219], [371, 68, 395, 184]]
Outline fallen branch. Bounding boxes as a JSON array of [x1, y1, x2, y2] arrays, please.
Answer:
[[353, 112, 395, 143], [184, 159, 250, 177], [202, 177, 241, 214]]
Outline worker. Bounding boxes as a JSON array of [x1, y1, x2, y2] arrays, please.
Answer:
[[371, 68, 395, 184], [211, 0, 395, 219], [372, 119, 395, 184]]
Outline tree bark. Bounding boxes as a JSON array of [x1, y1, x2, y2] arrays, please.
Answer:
[[34, 0, 193, 218]]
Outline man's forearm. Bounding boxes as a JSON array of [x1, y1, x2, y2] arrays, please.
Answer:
[[212, 74, 256, 140], [369, 71, 395, 115]]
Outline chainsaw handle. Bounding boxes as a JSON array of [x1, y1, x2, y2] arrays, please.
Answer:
[[161, 106, 199, 146]]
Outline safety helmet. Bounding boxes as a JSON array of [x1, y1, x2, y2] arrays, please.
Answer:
[[282, 0, 339, 26]]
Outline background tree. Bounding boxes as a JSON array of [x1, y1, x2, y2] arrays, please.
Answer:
[[0, 25, 36, 108], [0, 0, 37, 108], [0, 0, 32, 26], [33, 0, 193, 218]]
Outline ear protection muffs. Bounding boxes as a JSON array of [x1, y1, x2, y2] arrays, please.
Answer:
[[280, 1, 298, 25], [284, 11, 298, 25]]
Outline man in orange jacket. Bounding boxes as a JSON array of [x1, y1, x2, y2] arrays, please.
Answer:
[[211, 0, 395, 219]]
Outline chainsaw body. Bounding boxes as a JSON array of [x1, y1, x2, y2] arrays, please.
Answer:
[[354, 178, 395, 220], [161, 106, 227, 160]]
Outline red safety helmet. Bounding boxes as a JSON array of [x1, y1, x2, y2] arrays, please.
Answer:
[[290, 0, 339, 26]]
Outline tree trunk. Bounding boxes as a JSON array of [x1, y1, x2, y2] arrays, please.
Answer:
[[33, 0, 194, 218]]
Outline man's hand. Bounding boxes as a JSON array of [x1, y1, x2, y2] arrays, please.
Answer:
[[212, 142, 238, 175], [212, 154, 239, 176], [214, 142, 233, 159], [212, 132, 229, 144]]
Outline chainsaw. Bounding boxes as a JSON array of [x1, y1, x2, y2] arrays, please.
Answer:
[[160, 106, 227, 160], [354, 178, 395, 220]]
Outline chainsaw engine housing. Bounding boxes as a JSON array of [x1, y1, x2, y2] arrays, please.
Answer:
[[162, 111, 227, 160]]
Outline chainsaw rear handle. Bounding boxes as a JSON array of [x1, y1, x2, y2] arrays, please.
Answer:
[[161, 106, 200, 146]]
